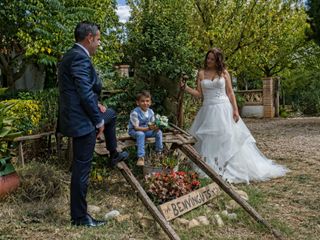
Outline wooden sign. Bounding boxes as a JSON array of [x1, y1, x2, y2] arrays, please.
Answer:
[[158, 183, 221, 221]]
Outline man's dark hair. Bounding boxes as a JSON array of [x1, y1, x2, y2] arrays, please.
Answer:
[[136, 90, 151, 100], [74, 21, 100, 42]]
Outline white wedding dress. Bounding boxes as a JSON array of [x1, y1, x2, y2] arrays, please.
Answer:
[[189, 77, 288, 184]]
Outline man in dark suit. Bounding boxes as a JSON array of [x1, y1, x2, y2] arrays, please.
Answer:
[[58, 21, 128, 227]]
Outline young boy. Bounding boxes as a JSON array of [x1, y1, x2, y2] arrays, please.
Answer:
[[128, 90, 163, 166]]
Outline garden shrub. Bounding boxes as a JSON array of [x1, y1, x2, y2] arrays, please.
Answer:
[[14, 162, 68, 202], [0, 88, 19, 100], [0, 88, 58, 134], [0, 99, 41, 134], [17, 89, 58, 132], [0, 88, 8, 96]]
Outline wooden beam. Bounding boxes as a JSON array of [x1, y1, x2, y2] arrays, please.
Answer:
[[179, 144, 283, 239], [117, 161, 180, 240], [169, 123, 192, 137], [13, 131, 55, 142]]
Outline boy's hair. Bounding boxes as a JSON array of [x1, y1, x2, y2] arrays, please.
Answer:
[[136, 90, 151, 100]]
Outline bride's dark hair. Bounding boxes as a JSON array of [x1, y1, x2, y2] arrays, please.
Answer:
[[204, 48, 226, 76]]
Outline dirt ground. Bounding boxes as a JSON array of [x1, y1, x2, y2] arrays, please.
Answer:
[[244, 117, 320, 239], [0, 117, 319, 240]]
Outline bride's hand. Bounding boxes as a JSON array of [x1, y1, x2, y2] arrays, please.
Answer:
[[180, 80, 187, 90], [233, 110, 240, 123]]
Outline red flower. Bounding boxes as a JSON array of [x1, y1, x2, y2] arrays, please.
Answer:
[[145, 171, 201, 203]]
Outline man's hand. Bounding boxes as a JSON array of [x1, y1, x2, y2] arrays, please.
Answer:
[[98, 103, 107, 113], [96, 125, 104, 139]]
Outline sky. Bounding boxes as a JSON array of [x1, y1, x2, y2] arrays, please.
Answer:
[[116, 0, 130, 23]]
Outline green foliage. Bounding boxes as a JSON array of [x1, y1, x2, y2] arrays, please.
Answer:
[[0, 102, 20, 157], [17, 89, 58, 132], [102, 76, 137, 130], [126, 0, 200, 118], [235, 93, 245, 110], [282, 43, 320, 114], [0, 99, 41, 134], [0, 0, 121, 89], [125, 0, 309, 119], [0, 88, 58, 130], [0, 103, 17, 138], [0, 102, 22, 156], [306, 0, 320, 46], [0, 88, 19, 101], [0, 88, 8, 96], [189, 0, 308, 79], [161, 155, 179, 169], [279, 107, 289, 118]]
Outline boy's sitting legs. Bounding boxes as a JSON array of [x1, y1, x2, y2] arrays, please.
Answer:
[[153, 130, 163, 154], [129, 130, 164, 167], [129, 130, 146, 166]]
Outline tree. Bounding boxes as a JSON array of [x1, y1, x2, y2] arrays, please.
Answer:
[[125, 0, 200, 117], [282, 42, 320, 114], [0, 0, 121, 89], [189, 0, 308, 79], [306, 0, 320, 45]]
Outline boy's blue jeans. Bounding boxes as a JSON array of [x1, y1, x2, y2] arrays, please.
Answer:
[[129, 129, 163, 157]]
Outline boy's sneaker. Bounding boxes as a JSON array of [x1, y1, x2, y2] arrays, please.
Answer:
[[136, 157, 145, 166]]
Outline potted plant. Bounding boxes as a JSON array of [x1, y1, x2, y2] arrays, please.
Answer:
[[0, 102, 21, 197], [144, 171, 200, 204], [0, 156, 20, 197]]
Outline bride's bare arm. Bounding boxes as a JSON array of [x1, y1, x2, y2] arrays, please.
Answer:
[[224, 70, 240, 122], [184, 70, 203, 98]]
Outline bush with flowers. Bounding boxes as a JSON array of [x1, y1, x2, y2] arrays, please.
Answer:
[[145, 171, 201, 204], [0, 99, 41, 135]]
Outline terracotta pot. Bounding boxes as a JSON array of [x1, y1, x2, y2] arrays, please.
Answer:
[[0, 172, 20, 197], [0, 156, 20, 198]]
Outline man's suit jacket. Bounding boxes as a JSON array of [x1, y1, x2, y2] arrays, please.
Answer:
[[58, 44, 102, 137]]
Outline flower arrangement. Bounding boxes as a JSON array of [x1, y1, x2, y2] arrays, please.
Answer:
[[154, 114, 169, 130], [145, 171, 200, 203]]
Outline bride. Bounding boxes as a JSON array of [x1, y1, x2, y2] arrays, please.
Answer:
[[181, 48, 288, 184]]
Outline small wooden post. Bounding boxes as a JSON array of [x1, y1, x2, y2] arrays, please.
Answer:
[[177, 74, 189, 128], [117, 161, 181, 240], [18, 141, 24, 167]]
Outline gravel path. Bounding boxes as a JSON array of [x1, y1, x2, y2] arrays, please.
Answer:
[[243, 117, 320, 239]]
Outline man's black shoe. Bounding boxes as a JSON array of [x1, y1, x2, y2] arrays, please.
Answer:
[[111, 151, 129, 167], [71, 215, 106, 227]]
